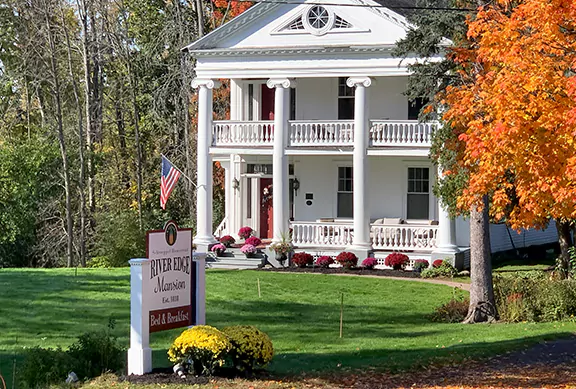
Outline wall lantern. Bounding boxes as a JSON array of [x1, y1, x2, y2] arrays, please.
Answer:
[[293, 177, 300, 195], [232, 178, 240, 191]]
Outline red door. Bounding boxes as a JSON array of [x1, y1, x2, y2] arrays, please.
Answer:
[[260, 178, 273, 239], [261, 85, 275, 120]]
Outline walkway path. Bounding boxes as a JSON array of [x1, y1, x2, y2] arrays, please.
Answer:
[[330, 272, 471, 291]]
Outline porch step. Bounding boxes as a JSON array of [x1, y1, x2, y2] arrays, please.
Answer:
[[207, 248, 266, 270]]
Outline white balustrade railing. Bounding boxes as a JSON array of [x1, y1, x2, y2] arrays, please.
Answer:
[[291, 222, 354, 247], [371, 224, 438, 251], [213, 121, 274, 146], [289, 121, 354, 146], [212, 120, 437, 148], [369, 120, 437, 147], [213, 216, 228, 238]]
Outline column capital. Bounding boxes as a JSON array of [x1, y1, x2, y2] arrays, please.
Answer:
[[266, 78, 297, 89], [191, 78, 221, 89], [346, 76, 372, 88]]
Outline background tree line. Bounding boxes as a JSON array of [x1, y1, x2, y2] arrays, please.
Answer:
[[0, 0, 240, 268]]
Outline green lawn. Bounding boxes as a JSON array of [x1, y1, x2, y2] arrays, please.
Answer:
[[0, 268, 574, 388]]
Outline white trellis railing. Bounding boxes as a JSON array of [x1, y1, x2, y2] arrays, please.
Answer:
[[291, 221, 354, 247], [213, 121, 274, 146], [289, 121, 354, 146], [370, 224, 438, 251], [369, 120, 437, 147]]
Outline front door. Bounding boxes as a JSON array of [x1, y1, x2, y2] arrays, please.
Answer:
[[259, 178, 273, 239], [260, 85, 275, 120]]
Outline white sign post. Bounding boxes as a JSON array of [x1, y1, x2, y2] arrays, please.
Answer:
[[127, 221, 206, 376]]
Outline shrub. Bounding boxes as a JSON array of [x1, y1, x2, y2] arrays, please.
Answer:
[[413, 259, 429, 272], [238, 226, 253, 240], [384, 253, 409, 270], [336, 252, 358, 269], [219, 235, 235, 247], [211, 244, 226, 256], [361, 257, 378, 269], [67, 326, 124, 379], [494, 275, 576, 322], [421, 260, 458, 278], [292, 252, 314, 268], [430, 297, 470, 323], [20, 347, 72, 388], [245, 236, 262, 247], [316, 256, 334, 268], [168, 325, 232, 375], [222, 325, 274, 373], [20, 323, 124, 388], [241, 244, 257, 255], [432, 259, 444, 268]]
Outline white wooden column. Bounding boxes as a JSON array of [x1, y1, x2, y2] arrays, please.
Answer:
[[192, 78, 219, 248], [347, 77, 372, 251], [267, 78, 296, 242], [435, 166, 459, 253]]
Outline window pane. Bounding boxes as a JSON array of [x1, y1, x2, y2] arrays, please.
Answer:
[[423, 168, 429, 179], [338, 179, 345, 192], [338, 98, 354, 120], [337, 193, 353, 218], [407, 193, 429, 219], [408, 168, 415, 179], [422, 179, 429, 192], [408, 180, 415, 193]]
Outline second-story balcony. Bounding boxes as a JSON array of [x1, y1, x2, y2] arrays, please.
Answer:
[[212, 120, 438, 149]]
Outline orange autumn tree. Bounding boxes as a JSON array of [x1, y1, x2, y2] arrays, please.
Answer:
[[442, 0, 576, 274]]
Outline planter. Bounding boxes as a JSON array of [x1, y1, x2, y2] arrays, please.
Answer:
[[215, 250, 225, 257], [245, 253, 257, 259], [275, 253, 288, 267]]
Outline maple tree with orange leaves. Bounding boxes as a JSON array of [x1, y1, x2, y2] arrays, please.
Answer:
[[441, 0, 576, 273]]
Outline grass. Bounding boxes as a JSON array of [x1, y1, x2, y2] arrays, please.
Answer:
[[0, 268, 575, 388]]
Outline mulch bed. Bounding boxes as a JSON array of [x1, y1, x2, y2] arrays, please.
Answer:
[[257, 266, 422, 278]]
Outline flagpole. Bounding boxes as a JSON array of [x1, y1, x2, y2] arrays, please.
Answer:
[[161, 153, 196, 187]]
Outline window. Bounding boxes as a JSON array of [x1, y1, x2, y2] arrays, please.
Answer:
[[338, 77, 354, 120], [248, 84, 254, 121], [408, 97, 426, 120], [407, 167, 429, 219], [246, 177, 252, 219], [337, 166, 353, 218], [307, 6, 330, 29]]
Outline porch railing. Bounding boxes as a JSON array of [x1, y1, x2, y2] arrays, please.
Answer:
[[212, 120, 438, 148], [291, 221, 354, 247], [213, 121, 274, 146], [369, 120, 436, 147], [290, 221, 438, 251], [289, 121, 354, 146], [370, 224, 438, 251], [213, 216, 228, 238]]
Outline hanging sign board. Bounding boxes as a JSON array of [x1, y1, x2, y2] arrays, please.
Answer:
[[145, 221, 195, 332]]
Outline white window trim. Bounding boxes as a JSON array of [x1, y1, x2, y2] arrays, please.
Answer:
[[401, 162, 437, 221], [334, 164, 354, 219]]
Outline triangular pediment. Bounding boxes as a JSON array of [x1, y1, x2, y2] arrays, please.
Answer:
[[185, 0, 415, 52]]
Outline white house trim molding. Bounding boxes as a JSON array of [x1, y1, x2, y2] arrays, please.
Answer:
[[192, 78, 220, 249]]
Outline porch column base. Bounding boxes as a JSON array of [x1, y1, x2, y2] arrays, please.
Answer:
[[431, 249, 465, 270], [194, 236, 218, 253], [345, 244, 373, 261]]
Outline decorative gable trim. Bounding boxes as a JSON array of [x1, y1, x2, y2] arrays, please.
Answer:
[[271, 5, 368, 36]]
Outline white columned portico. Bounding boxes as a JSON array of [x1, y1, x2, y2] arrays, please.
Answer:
[[192, 78, 220, 249], [267, 78, 295, 242], [347, 77, 372, 254]]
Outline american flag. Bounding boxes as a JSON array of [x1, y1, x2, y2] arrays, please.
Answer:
[[160, 155, 181, 210]]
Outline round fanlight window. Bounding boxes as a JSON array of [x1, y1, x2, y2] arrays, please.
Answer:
[[304, 5, 334, 35]]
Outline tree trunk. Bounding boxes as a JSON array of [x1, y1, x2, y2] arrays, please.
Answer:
[[127, 61, 143, 230], [463, 195, 498, 323], [555, 219, 573, 279], [44, 0, 74, 267], [61, 9, 87, 267]]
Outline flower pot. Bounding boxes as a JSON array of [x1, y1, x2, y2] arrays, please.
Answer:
[[215, 250, 225, 257], [245, 253, 256, 259], [275, 253, 287, 267]]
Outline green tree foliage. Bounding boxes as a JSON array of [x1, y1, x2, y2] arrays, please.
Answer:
[[0, 0, 227, 267]]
